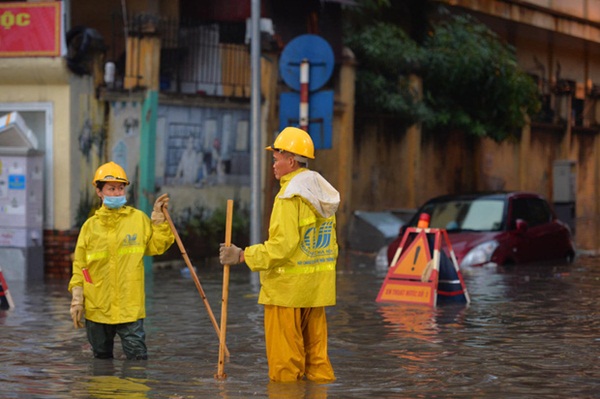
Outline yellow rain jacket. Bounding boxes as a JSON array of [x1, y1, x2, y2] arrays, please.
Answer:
[[68, 205, 174, 324], [244, 168, 340, 308]]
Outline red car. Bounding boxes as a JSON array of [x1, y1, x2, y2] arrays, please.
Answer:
[[387, 192, 576, 268]]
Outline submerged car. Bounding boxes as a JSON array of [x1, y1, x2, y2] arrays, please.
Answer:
[[386, 192, 575, 268]]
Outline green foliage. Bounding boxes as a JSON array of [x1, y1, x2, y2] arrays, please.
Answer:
[[421, 14, 540, 141], [344, 5, 541, 142], [345, 22, 427, 122]]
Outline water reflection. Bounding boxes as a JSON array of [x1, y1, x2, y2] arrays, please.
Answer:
[[266, 381, 330, 399], [1, 254, 599, 398], [83, 360, 151, 398], [378, 304, 440, 342]]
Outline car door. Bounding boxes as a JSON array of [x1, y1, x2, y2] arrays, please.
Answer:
[[508, 197, 537, 263], [510, 197, 563, 262], [525, 197, 569, 261]]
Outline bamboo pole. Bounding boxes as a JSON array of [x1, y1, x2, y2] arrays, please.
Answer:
[[163, 206, 229, 357], [215, 199, 233, 379]]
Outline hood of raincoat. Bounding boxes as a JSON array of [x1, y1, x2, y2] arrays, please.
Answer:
[[279, 169, 340, 218]]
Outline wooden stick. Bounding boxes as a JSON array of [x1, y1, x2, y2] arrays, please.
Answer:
[[163, 206, 229, 357], [215, 199, 233, 379]]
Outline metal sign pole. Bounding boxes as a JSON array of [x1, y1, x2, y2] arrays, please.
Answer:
[[250, 0, 262, 245]]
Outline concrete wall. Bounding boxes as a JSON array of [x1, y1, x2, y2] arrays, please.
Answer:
[[351, 115, 600, 252]]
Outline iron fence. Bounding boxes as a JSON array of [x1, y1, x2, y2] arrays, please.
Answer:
[[115, 15, 251, 98], [159, 18, 251, 97]]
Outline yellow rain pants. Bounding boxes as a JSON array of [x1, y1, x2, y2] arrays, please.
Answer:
[[264, 304, 335, 382]]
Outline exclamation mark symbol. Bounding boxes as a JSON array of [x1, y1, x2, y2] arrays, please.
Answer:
[[412, 247, 421, 271]]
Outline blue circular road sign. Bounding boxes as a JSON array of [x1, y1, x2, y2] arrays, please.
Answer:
[[279, 34, 335, 92]]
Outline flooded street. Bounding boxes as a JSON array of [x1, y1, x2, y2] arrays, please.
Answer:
[[1, 253, 599, 398]]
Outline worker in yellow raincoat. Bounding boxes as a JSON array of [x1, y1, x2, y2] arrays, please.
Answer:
[[220, 127, 340, 382], [68, 161, 174, 360]]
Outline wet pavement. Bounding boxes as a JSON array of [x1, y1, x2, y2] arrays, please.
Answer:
[[1, 252, 599, 398]]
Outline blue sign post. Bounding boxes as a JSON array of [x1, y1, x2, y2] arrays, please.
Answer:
[[279, 91, 334, 149], [278, 34, 335, 149]]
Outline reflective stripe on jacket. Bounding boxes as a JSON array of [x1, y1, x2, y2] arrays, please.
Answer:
[[68, 206, 174, 324], [244, 168, 339, 308]]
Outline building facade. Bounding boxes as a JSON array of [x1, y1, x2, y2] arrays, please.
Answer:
[[0, 0, 355, 278]]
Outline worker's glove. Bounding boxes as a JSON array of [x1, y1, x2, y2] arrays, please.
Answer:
[[151, 193, 169, 224], [219, 243, 243, 265], [70, 286, 85, 329]]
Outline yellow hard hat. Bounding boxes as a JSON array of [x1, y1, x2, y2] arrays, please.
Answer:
[[92, 161, 130, 186], [266, 127, 315, 159]]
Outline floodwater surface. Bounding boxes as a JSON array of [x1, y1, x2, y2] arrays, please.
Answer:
[[1, 253, 599, 398]]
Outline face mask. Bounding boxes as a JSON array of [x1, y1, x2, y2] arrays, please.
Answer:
[[103, 195, 127, 209]]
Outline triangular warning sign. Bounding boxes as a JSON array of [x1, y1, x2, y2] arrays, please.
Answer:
[[376, 228, 470, 307], [390, 231, 431, 279], [0, 267, 14, 310]]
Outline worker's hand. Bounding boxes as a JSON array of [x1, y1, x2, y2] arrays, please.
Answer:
[[219, 243, 243, 265], [151, 193, 169, 224], [70, 286, 84, 329]]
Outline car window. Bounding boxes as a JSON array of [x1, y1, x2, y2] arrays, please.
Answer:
[[510, 197, 552, 227], [511, 198, 529, 225], [427, 199, 504, 231], [427, 202, 464, 229], [526, 198, 552, 226], [461, 200, 504, 230]]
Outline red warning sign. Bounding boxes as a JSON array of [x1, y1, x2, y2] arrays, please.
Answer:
[[377, 230, 437, 306], [377, 227, 469, 307], [377, 280, 434, 306], [0, 267, 15, 310]]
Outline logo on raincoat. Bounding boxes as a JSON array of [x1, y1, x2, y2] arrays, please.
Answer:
[[300, 220, 334, 257]]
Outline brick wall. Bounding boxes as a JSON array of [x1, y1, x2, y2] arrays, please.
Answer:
[[44, 229, 79, 279]]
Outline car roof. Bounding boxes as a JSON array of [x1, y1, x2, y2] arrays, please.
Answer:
[[423, 191, 545, 204]]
